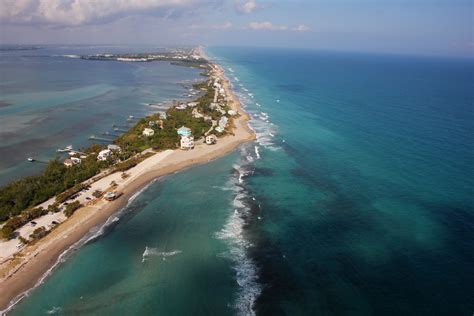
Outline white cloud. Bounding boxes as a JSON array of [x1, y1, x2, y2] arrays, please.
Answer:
[[248, 21, 287, 31], [0, 0, 211, 26], [191, 21, 233, 30], [235, 0, 259, 14], [293, 24, 310, 32]]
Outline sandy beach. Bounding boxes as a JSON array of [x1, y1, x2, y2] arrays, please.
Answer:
[[0, 59, 255, 312]]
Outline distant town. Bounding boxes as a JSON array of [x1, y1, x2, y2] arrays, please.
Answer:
[[76, 47, 207, 66]]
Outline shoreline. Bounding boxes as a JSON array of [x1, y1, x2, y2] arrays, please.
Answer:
[[0, 57, 255, 312]]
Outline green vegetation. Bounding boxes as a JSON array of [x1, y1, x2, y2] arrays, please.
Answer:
[[64, 201, 82, 217], [0, 156, 108, 222], [0, 206, 48, 239], [29, 226, 49, 241]]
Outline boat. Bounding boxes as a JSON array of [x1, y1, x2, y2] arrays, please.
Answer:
[[27, 157, 35, 162]]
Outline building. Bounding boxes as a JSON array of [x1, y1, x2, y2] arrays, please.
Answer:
[[176, 103, 187, 110], [97, 149, 112, 161], [218, 116, 229, 129], [206, 135, 217, 145], [104, 192, 117, 201], [177, 126, 192, 137], [143, 128, 155, 137], [107, 144, 121, 152], [180, 135, 194, 150], [187, 102, 198, 107], [71, 157, 81, 164], [215, 126, 224, 133], [63, 158, 74, 167], [228, 110, 237, 116]]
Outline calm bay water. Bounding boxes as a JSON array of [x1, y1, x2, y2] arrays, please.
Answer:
[[7, 47, 474, 315], [0, 45, 203, 186]]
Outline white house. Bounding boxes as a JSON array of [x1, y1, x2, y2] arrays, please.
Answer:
[[97, 149, 112, 161], [215, 126, 224, 133], [218, 116, 229, 129], [63, 158, 74, 167], [143, 128, 155, 137], [180, 135, 194, 150], [228, 110, 237, 116], [107, 144, 121, 152], [71, 157, 81, 164], [187, 102, 198, 107], [206, 135, 217, 145]]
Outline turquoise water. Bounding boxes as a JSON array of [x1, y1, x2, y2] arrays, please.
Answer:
[[0, 46, 203, 186], [7, 47, 474, 315]]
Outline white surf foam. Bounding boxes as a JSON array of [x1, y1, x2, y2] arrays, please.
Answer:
[[215, 152, 262, 316], [142, 247, 182, 262]]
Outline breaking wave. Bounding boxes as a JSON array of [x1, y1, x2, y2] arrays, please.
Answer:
[[215, 146, 262, 316], [142, 247, 182, 263]]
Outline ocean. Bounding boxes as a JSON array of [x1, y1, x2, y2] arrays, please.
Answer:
[[6, 47, 474, 315]]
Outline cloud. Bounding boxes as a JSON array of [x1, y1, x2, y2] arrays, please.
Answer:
[[293, 24, 310, 32], [248, 21, 309, 32], [191, 21, 233, 30], [248, 21, 287, 31], [235, 0, 260, 14], [0, 0, 215, 26]]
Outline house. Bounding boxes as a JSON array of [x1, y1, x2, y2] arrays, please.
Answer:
[[143, 128, 155, 137], [63, 158, 74, 167], [97, 149, 112, 161], [104, 192, 117, 201], [176, 103, 187, 110], [218, 116, 229, 129], [107, 144, 121, 152], [228, 110, 237, 116], [177, 126, 192, 137], [187, 102, 198, 107], [159, 112, 167, 120], [180, 135, 194, 150], [63, 156, 80, 168], [148, 120, 156, 127], [206, 135, 217, 145], [215, 126, 224, 133]]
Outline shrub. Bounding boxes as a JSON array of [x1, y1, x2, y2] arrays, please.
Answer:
[[64, 201, 82, 217]]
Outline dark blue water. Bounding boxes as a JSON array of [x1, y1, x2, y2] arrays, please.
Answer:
[[8, 47, 474, 315]]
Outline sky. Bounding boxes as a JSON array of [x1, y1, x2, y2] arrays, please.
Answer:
[[0, 0, 472, 57]]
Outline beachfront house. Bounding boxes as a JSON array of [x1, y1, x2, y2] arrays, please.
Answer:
[[206, 135, 217, 145], [97, 149, 112, 161], [176, 103, 187, 110], [143, 128, 155, 137], [218, 116, 229, 129], [180, 135, 194, 150], [63, 158, 74, 167], [228, 110, 237, 116], [107, 144, 121, 152], [177, 126, 192, 137]]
